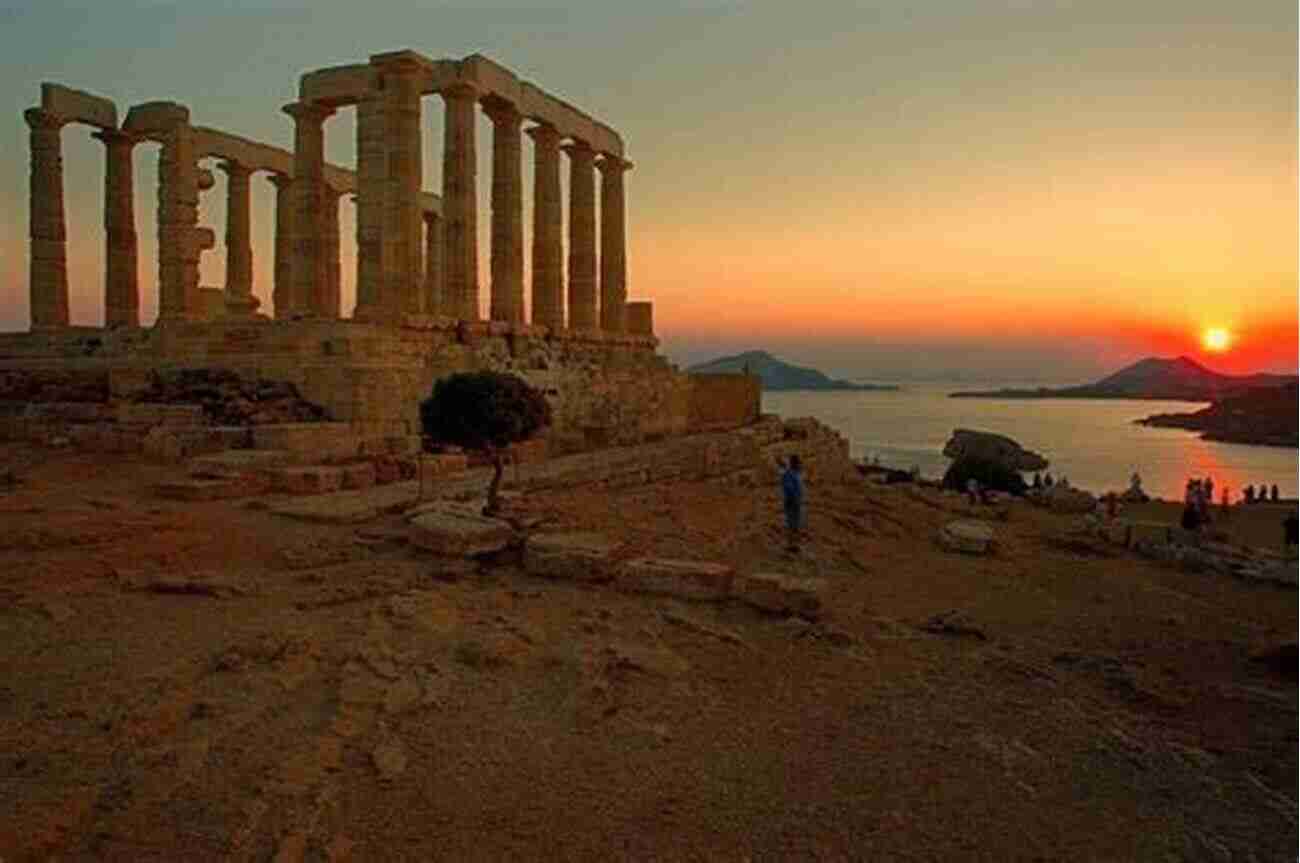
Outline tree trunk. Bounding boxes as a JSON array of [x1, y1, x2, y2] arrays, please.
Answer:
[[484, 449, 504, 516]]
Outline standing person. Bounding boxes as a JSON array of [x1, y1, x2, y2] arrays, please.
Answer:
[[1245, 485, 1256, 504], [780, 455, 804, 553], [1271, 484, 1280, 502], [1204, 477, 1214, 509], [1221, 486, 1231, 521]]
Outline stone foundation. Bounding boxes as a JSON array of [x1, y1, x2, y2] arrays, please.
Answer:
[[0, 319, 761, 459]]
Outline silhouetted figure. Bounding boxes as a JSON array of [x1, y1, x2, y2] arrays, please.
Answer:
[[1043, 472, 1054, 488], [1271, 484, 1280, 502], [1245, 485, 1256, 504], [780, 455, 804, 553], [1204, 477, 1214, 507], [1284, 512, 1298, 548], [1032, 472, 1042, 490], [1221, 486, 1231, 520], [1257, 482, 1268, 503]]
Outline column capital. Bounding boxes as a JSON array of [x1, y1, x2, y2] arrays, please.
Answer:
[[440, 81, 480, 102], [561, 139, 595, 157], [525, 122, 562, 145], [266, 172, 292, 189], [282, 101, 335, 124], [481, 96, 522, 127], [596, 154, 634, 174], [24, 108, 65, 132], [217, 159, 252, 179], [92, 127, 138, 147]]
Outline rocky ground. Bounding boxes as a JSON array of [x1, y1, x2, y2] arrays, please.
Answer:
[[0, 443, 1295, 861]]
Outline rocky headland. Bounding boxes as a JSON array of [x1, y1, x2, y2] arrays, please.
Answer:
[[0, 415, 1295, 860], [688, 350, 897, 392], [951, 355, 1296, 402], [1137, 381, 1299, 447]]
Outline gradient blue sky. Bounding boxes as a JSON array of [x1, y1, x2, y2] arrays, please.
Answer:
[[1, 0, 1295, 382]]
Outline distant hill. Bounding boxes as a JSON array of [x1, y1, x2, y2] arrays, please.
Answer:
[[1137, 382, 1299, 447], [950, 356, 1296, 401], [688, 350, 898, 392]]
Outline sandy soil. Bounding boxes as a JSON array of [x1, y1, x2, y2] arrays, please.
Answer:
[[0, 444, 1295, 861]]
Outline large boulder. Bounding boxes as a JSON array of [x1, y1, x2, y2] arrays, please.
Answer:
[[943, 429, 1048, 472], [942, 455, 1028, 496]]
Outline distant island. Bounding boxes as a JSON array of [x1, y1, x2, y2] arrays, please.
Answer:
[[1137, 382, 1298, 448], [688, 350, 898, 392], [950, 356, 1297, 402]]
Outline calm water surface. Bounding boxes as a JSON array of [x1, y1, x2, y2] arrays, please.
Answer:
[[763, 383, 1298, 501]]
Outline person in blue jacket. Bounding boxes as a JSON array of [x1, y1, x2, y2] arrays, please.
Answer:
[[780, 454, 804, 552]]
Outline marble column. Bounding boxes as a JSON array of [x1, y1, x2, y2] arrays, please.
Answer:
[[423, 211, 443, 314], [284, 101, 334, 317], [441, 83, 479, 321], [377, 55, 424, 316], [527, 123, 564, 330], [352, 93, 386, 319], [94, 128, 138, 327], [220, 160, 259, 317], [267, 173, 293, 320], [25, 108, 68, 329], [485, 99, 524, 324], [323, 186, 343, 318], [562, 139, 597, 332], [156, 119, 200, 323], [597, 156, 631, 333]]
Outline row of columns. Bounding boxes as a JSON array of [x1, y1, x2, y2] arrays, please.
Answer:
[[285, 69, 632, 332]]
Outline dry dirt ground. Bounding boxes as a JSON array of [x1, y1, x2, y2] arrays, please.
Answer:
[[0, 444, 1295, 861]]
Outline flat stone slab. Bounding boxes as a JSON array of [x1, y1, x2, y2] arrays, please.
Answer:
[[189, 449, 295, 477], [270, 466, 344, 495], [618, 558, 735, 602], [735, 572, 824, 618], [524, 532, 621, 582], [938, 520, 996, 555], [408, 506, 515, 557], [156, 477, 263, 502], [265, 481, 422, 524]]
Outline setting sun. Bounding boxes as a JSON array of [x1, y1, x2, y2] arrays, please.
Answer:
[[1202, 327, 1232, 352]]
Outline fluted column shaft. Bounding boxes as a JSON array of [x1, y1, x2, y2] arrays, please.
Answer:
[[423, 211, 443, 314], [527, 123, 564, 330], [323, 187, 342, 318], [378, 57, 424, 317], [486, 100, 524, 323], [442, 83, 480, 321], [563, 140, 597, 332], [597, 156, 631, 333], [220, 160, 259, 317], [268, 173, 293, 319], [353, 94, 385, 319], [94, 128, 138, 327], [25, 109, 68, 329], [156, 119, 200, 322], [284, 101, 334, 317]]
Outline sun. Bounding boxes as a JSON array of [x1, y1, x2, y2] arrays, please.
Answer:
[[1202, 327, 1232, 352]]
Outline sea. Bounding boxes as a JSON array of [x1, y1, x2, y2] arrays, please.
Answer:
[[763, 382, 1299, 502]]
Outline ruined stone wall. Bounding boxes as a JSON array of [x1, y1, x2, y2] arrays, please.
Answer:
[[686, 372, 761, 433], [0, 320, 694, 455]]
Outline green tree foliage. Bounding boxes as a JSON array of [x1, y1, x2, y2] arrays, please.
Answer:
[[420, 372, 551, 513]]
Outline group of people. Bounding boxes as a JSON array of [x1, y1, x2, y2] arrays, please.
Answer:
[[1180, 476, 1218, 531], [1030, 472, 1069, 490], [1243, 483, 1282, 504]]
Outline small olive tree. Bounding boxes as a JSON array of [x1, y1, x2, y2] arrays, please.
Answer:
[[419, 372, 551, 515]]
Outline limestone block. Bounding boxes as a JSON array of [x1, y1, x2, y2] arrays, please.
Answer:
[[41, 83, 117, 129], [938, 520, 996, 555], [407, 506, 515, 557], [188, 449, 293, 478], [341, 461, 377, 490], [270, 466, 344, 496], [418, 453, 470, 476], [156, 477, 264, 501], [524, 532, 621, 582], [123, 101, 189, 136], [618, 558, 735, 602], [252, 422, 357, 459], [735, 572, 824, 618]]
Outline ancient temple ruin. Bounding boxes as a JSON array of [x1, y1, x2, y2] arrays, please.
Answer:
[[5, 51, 758, 456]]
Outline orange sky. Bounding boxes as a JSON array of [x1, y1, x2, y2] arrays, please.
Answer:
[[0, 1, 1295, 382]]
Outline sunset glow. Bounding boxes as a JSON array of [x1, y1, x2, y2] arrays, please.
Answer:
[[1202, 328, 1232, 353]]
